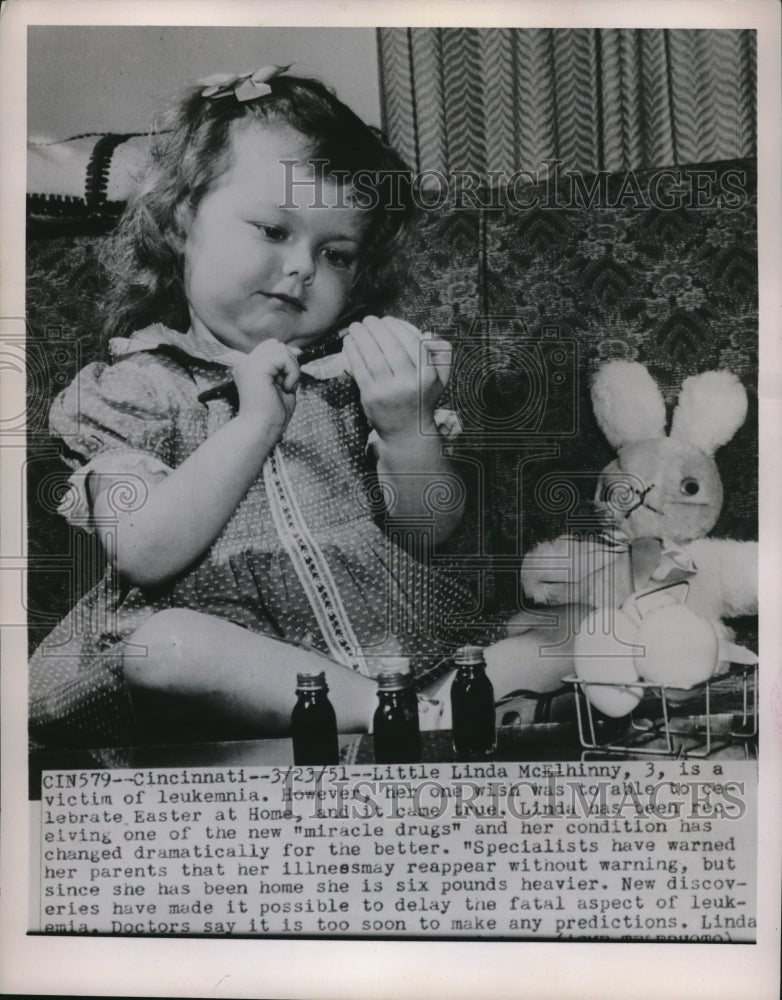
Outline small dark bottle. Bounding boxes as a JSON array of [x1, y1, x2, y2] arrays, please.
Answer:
[[373, 661, 422, 764], [385, 658, 420, 725], [291, 671, 339, 766], [450, 645, 496, 758]]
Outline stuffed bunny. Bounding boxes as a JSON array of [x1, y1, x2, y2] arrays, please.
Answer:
[[497, 360, 758, 716]]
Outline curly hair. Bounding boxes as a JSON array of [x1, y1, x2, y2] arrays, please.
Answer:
[[104, 74, 416, 340]]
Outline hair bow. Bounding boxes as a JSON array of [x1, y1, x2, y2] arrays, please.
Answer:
[[199, 64, 291, 102]]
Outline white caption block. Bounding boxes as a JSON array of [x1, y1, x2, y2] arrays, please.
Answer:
[[31, 761, 757, 941]]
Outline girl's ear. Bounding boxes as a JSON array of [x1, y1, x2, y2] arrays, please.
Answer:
[[591, 360, 666, 449], [670, 371, 748, 454]]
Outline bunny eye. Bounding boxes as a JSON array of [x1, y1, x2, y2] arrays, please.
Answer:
[[680, 477, 700, 496]]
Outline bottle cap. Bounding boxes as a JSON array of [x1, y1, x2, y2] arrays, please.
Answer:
[[378, 657, 412, 677], [376, 660, 411, 691], [454, 645, 485, 665], [296, 670, 328, 690], [376, 672, 407, 691]]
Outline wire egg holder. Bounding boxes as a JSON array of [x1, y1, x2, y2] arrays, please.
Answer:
[[565, 662, 758, 758]]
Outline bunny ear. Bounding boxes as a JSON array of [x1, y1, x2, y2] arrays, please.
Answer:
[[670, 371, 748, 454], [591, 361, 666, 448]]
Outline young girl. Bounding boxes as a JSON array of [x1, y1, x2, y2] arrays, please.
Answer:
[[30, 67, 575, 750]]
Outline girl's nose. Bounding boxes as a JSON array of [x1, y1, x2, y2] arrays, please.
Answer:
[[281, 240, 315, 284]]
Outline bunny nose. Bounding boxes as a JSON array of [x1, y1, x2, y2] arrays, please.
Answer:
[[637, 484, 663, 514]]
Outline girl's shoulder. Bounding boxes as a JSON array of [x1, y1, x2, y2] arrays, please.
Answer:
[[108, 323, 237, 396], [107, 323, 224, 373], [51, 325, 224, 438], [63, 331, 194, 409]]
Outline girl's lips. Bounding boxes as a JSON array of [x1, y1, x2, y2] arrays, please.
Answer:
[[262, 291, 305, 311]]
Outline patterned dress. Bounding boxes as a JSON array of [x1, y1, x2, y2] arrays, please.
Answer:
[[29, 324, 484, 748]]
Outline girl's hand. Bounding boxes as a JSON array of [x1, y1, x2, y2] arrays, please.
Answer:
[[231, 339, 301, 439], [343, 316, 451, 441]]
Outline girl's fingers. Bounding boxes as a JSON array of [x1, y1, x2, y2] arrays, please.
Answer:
[[390, 320, 452, 387], [360, 316, 414, 372], [342, 334, 371, 385], [279, 367, 300, 393], [346, 315, 453, 388], [346, 321, 395, 378], [275, 346, 301, 393], [368, 316, 452, 387], [375, 316, 422, 367], [240, 339, 301, 391], [424, 338, 452, 387], [384, 317, 452, 386]]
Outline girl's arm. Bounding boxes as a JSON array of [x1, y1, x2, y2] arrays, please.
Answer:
[[92, 340, 301, 587], [343, 316, 464, 545], [372, 422, 464, 544]]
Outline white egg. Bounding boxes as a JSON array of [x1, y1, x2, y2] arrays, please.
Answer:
[[574, 609, 644, 717], [635, 604, 719, 688]]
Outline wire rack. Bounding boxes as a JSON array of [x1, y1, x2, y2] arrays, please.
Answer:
[[565, 663, 758, 759]]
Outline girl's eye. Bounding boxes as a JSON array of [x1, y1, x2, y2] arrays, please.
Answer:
[[680, 477, 700, 496], [256, 224, 285, 241], [321, 247, 352, 268]]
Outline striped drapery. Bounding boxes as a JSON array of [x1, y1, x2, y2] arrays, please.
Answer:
[[377, 28, 757, 176]]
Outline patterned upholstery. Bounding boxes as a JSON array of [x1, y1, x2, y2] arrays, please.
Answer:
[[26, 158, 758, 648]]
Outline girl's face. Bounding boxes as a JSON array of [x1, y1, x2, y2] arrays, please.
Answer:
[[183, 123, 368, 353]]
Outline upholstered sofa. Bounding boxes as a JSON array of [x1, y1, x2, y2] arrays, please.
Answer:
[[26, 142, 758, 660]]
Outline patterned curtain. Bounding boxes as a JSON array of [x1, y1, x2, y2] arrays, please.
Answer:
[[377, 28, 756, 176]]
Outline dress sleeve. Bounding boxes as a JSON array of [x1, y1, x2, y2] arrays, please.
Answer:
[[49, 358, 177, 532]]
